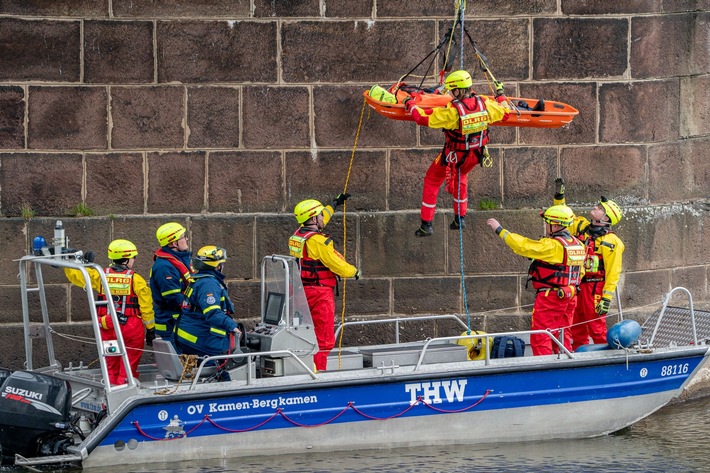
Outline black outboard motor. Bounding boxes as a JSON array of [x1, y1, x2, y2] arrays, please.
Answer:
[[0, 371, 74, 464]]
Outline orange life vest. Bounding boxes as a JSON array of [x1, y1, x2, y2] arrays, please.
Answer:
[[288, 227, 337, 288], [581, 232, 616, 282], [528, 235, 586, 290]]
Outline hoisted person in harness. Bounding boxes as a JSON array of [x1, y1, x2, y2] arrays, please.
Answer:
[[405, 70, 510, 237]]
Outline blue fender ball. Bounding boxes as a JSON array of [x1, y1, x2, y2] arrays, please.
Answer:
[[607, 320, 642, 348]]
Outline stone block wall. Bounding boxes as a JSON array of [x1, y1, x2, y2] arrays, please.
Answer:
[[0, 0, 709, 369]]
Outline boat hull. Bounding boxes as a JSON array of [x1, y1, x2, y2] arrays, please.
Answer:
[[80, 347, 708, 468]]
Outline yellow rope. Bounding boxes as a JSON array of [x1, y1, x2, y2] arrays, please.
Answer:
[[336, 97, 368, 369], [154, 354, 199, 395]]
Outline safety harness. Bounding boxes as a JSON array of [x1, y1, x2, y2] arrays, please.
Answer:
[[442, 97, 489, 167], [581, 230, 617, 283]]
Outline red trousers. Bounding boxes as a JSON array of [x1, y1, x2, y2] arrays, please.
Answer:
[[304, 285, 336, 371], [420, 150, 481, 222], [570, 281, 607, 350], [101, 316, 145, 385], [530, 289, 577, 356]]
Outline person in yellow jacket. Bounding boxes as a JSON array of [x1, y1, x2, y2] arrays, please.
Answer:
[[405, 70, 510, 236], [486, 205, 586, 355], [552, 178, 625, 350], [289, 195, 360, 371], [64, 239, 155, 385]]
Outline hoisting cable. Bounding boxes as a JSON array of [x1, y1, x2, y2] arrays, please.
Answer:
[[395, 8, 468, 94], [453, 0, 473, 334], [395, 31, 455, 92], [335, 97, 368, 369], [462, 27, 519, 113]]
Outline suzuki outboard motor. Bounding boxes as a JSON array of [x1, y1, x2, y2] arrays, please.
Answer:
[[0, 371, 74, 464]]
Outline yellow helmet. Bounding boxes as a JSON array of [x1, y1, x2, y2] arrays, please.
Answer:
[[107, 239, 138, 261], [541, 205, 575, 227], [193, 245, 227, 270], [599, 196, 622, 226], [156, 222, 186, 247], [445, 70, 473, 90], [294, 199, 324, 224]]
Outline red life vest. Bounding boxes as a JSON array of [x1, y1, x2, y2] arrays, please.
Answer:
[[581, 232, 616, 282], [153, 249, 193, 287], [98, 268, 140, 318], [528, 235, 586, 290], [288, 227, 337, 288], [442, 96, 490, 165]]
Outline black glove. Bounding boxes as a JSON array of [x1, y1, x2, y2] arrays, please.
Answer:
[[554, 178, 565, 200], [596, 297, 611, 316], [117, 313, 128, 325], [83, 250, 95, 263], [332, 193, 350, 208], [145, 328, 156, 347]]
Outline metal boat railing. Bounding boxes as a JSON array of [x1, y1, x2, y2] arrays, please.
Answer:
[[649, 287, 698, 346], [18, 254, 140, 411], [334, 314, 470, 344], [334, 314, 573, 370], [416, 330, 573, 370], [191, 349, 318, 389]]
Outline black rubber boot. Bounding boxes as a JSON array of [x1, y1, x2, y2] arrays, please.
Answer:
[[531, 99, 545, 112], [450, 215, 466, 230], [415, 220, 433, 237]]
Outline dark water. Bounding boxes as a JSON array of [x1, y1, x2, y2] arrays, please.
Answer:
[[85, 395, 710, 473]]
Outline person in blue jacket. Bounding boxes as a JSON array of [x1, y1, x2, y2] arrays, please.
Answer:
[[174, 245, 241, 359], [150, 222, 194, 342]]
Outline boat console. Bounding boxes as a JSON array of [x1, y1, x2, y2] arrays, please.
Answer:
[[246, 255, 318, 376]]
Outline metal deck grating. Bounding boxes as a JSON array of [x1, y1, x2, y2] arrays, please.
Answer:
[[641, 306, 710, 347]]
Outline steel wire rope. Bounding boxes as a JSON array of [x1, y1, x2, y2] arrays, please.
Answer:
[[394, 1, 465, 92], [452, 0, 474, 335]]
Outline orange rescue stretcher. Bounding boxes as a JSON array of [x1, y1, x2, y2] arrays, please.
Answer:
[[363, 84, 579, 129]]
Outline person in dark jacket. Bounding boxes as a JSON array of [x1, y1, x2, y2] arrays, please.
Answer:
[[175, 245, 241, 359], [150, 222, 193, 342]]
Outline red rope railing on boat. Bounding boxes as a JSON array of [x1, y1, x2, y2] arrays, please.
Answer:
[[130, 389, 492, 440], [419, 389, 492, 413], [131, 415, 210, 441], [278, 405, 352, 428]]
